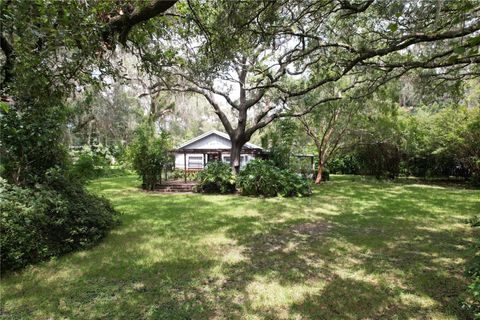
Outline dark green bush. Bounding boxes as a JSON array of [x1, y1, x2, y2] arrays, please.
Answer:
[[237, 160, 311, 197], [469, 174, 480, 188], [322, 167, 330, 181], [195, 161, 236, 194], [127, 123, 171, 190], [357, 142, 401, 179], [328, 153, 361, 174], [0, 168, 119, 272], [70, 149, 110, 182]]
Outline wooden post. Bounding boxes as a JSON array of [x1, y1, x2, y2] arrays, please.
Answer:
[[311, 156, 314, 177], [184, 151, 187, 183]]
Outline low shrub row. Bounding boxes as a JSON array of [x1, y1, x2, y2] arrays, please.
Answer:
[[0, 169, 119, 272], [195, 161, 236, 194], [195, 160, 311, 197], [170, 169, 198, 182], [238, 160, 311, 197]]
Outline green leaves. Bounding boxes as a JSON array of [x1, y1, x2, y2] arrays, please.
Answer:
[[237, 160, 311, 197], [467, 35, 480, 47], [127, 122, 172, 190], [0, 102, 9, 113], [453, 46, 466, 54], [388, 23, 398, 32], [196, 161, 236, 194]]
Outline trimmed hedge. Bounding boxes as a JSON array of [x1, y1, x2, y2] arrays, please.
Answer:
[[0, 169, 119, 272], [237, 160, 311, 197]]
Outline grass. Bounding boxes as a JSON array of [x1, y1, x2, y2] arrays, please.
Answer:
[[1, 175, 479, 319]]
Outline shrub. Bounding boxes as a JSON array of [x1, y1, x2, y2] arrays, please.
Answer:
[[357, 142, 401, 179], [171, 169, 198, 181], [237, 160, 311, 197], [0, 168, 119, 272], [328, 153, 361, 174], [127, 123, 171, 190], [195, 161, 236, 194], [470, 174, 480, 188], [322, 167, 330, 181], [70, 147, 110, 182]]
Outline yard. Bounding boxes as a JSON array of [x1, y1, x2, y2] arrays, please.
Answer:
[[1, 175, 479, 319]]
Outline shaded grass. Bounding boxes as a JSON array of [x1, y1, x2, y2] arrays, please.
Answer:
[[1, 175, 479, 319]]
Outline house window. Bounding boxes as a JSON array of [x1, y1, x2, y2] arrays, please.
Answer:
[[222, 155, 249, 167], [240, 155, 248, 168], [188, 156, 204, 169]]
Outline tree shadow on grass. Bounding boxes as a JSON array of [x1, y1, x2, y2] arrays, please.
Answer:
[[2, 176, 478, 319], [209, 180, 477, 319]]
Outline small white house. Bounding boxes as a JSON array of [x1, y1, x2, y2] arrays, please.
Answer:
[[174, 130, 264, 170]]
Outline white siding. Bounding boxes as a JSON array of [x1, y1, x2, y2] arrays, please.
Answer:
[[187, 134, 231, 149], [174, 152, 256, 169]]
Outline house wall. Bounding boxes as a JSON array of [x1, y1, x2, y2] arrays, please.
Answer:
[[174, 133, 259, 170], [174, 152, 256, 170], [187, 134, 231, 149]]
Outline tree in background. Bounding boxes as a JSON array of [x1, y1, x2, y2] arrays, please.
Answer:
[[68, 82, 144, 147], [298, 94, 361, 183], [127, 122, 172, 190], [323, 77, 480, 183], [143, 0, 480, 172], [0, 0, 176, 185], [412, 104, 480, 182], [353, 84, 405, 179], [260, 118, 301, 170]]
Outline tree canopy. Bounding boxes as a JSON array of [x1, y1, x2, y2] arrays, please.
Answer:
[[136, 0, 480, 170], [1, 0, 479, 178]]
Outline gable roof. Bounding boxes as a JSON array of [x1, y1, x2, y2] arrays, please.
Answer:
[[176, 130, 263, 150]]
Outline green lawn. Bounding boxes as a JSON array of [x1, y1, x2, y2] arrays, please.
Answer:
[[1, 175, 479, 319]]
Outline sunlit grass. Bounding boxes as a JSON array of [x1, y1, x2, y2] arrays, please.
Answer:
[[1, 175, 479, 319]]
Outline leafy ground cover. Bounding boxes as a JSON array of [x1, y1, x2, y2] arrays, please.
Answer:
[[1, 175, 479, 319]]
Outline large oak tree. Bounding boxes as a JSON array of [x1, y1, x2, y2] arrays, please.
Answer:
[[142, 0, 480, 172]]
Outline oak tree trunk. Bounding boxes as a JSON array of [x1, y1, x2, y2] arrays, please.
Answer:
[[230, 139, 243, 174]]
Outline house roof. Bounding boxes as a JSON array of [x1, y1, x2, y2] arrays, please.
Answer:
[[175, 130, 263, 150]]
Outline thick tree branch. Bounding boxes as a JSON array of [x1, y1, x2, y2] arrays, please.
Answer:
[[285, 20, 480, 97], [104, 0, 177, 45]]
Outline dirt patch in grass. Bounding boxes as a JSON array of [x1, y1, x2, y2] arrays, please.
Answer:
[[288, 221, 332, 236], [245, 220, 333, 256]]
